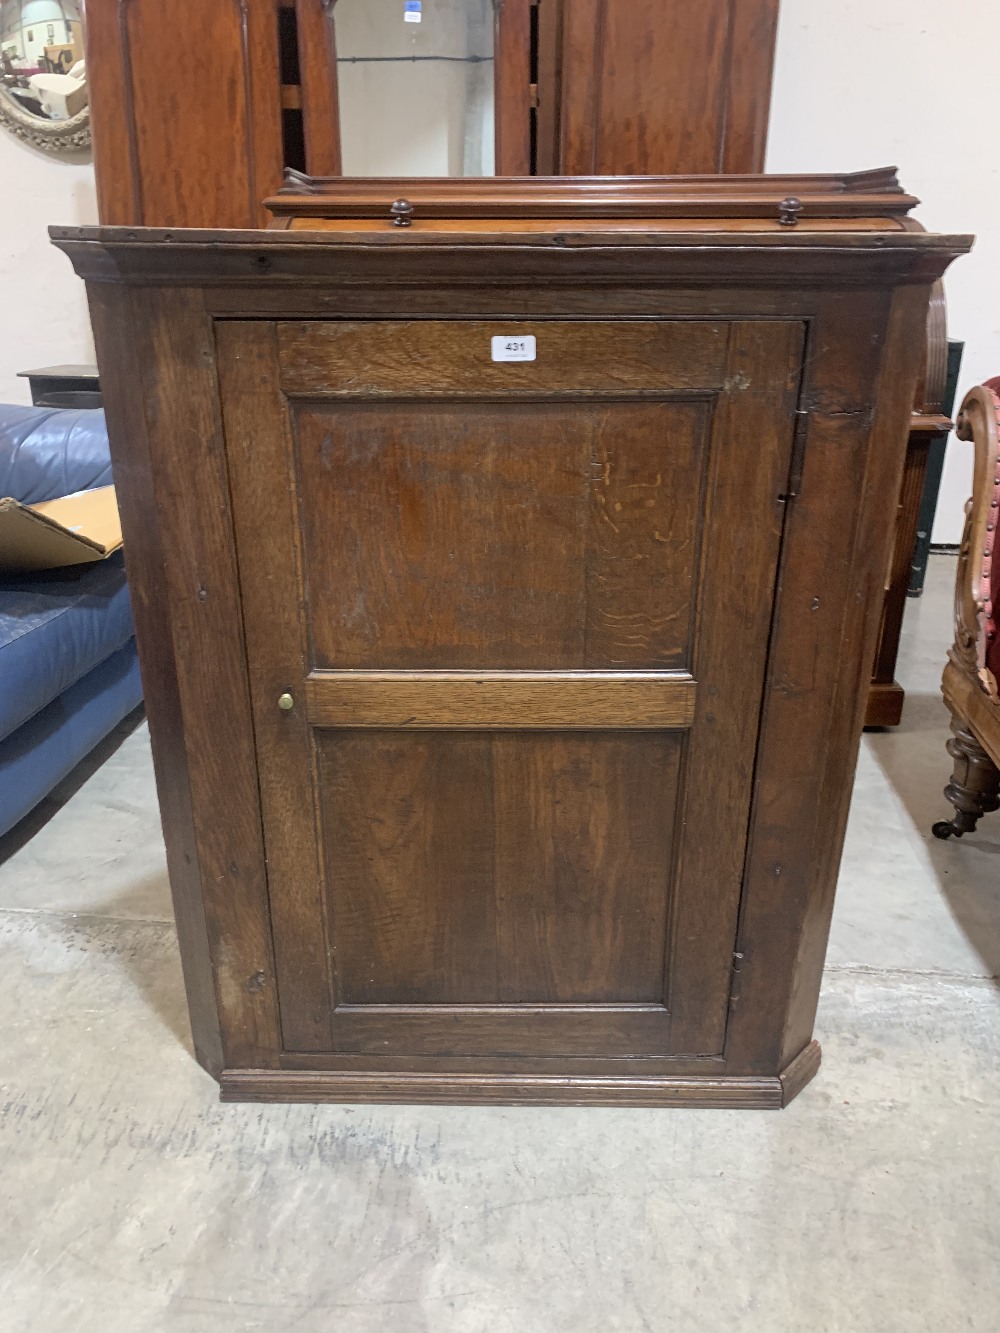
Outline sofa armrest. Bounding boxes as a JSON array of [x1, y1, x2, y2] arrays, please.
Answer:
[[0, 405, 112, 504]]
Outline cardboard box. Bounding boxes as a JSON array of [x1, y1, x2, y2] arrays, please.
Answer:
[[0, 486, 122, 573]]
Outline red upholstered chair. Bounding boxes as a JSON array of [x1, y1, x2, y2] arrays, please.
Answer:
[[934, 378, 1000, 837]]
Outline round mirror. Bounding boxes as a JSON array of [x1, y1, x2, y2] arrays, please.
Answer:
[[0, 1, 89, 153]]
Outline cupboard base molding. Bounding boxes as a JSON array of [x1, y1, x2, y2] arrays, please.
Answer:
[[219, 1044, 822, 1109], [777, 1040, 824, 1108]]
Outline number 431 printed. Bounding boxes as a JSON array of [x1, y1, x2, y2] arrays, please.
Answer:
[[491, 335, 537, 363]]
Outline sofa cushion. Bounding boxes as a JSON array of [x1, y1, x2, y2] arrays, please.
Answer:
[[0, 406, 112, 503], [0, 552, 134, 743], [0, 639, 143, 839]]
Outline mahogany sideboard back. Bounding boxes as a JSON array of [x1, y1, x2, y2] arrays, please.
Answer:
[[53, 173, 970, 1106]]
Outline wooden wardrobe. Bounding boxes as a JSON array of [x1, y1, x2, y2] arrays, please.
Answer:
[[85, 0, 781, 226]]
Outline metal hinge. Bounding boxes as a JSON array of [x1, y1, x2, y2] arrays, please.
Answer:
[[729, 949, 747, 1007], [779, 409, 809, 504], [529, 82, 539, 109]]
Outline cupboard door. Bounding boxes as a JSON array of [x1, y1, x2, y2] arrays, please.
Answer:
[[218, 319, 803, 1063]]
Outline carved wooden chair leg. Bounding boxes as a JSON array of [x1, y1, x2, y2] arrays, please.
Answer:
[[932, 723, 1000, 838]]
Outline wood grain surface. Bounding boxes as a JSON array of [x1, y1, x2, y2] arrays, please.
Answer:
[[278, 319, 727, 395], [531, 0, 781, 175], [305, 671, 697, 729], [56, 199, 969, 1105], [293, 394, 712, 671], [210, 314, 807, 1066], [87, 0, 284, 227], [316, 729, 680, 1011]]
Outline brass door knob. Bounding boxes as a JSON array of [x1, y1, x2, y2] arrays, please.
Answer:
[[278, 692, 294, 711]]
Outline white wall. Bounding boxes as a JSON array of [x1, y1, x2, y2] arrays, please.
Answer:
[[0, 129, 96, 404], [767, 0, 1000, 543]]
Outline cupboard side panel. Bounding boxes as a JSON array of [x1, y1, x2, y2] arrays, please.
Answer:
[[728, 288, 928, 1073], [781, 283, 934, 1065], [131, 291, 282, 1068], [86, 282, 221, 1074], [89, 286, 282, 1070]]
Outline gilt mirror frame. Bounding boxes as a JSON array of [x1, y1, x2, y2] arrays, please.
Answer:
[[0, 0, 91, 153]]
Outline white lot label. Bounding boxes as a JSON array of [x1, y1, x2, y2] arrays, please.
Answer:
[[491, 335, 536, 363]]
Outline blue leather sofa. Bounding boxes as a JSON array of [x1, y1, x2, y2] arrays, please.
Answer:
[[0, 406, 142, 838]]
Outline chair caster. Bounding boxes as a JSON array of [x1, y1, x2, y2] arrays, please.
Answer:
[[931, 819, 962, 840], [933, 725, 1000, 841]]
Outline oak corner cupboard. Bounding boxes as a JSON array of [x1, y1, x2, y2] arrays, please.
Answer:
[[52, 171, 971, 1108]]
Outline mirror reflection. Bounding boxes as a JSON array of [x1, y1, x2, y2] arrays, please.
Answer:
[[1, 0, 85, 123], [334, 0, 495, 177]]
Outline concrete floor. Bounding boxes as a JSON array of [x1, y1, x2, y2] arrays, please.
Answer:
[[0, 554, 998, 1332]]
